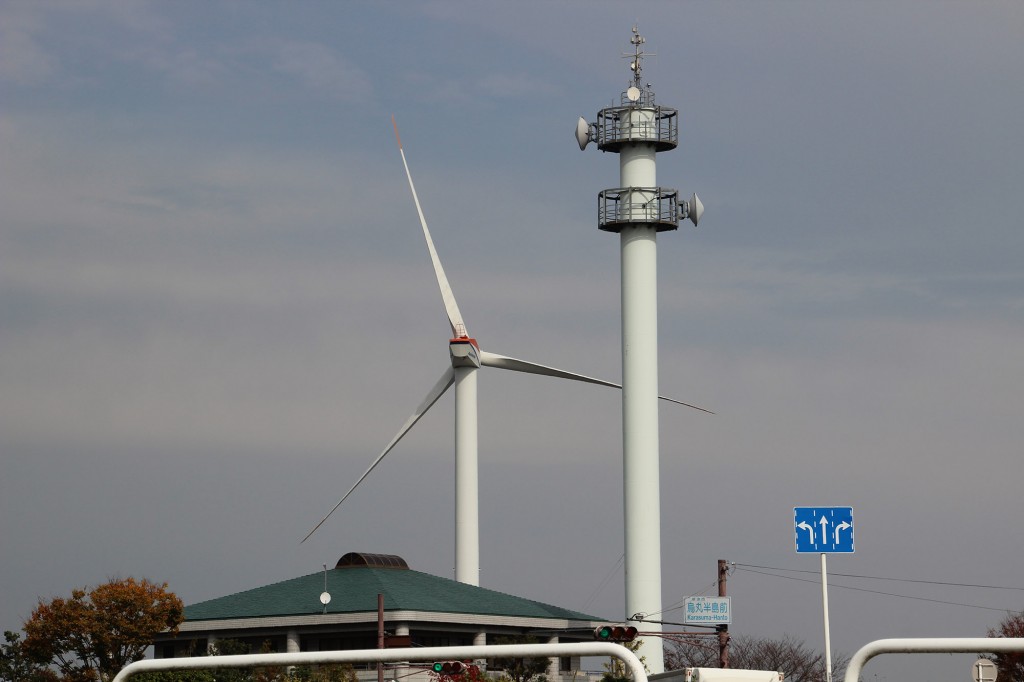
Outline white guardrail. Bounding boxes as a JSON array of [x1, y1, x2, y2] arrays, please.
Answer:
[[113, 637, 1024, 682], [844, 638, 1024, 682], [113, 642, 646, 682]]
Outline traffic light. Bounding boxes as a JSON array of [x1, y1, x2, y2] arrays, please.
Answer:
[[593, 625, 638, 642], [432, 661, 465, 675]]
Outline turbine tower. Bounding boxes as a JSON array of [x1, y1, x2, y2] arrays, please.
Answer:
[[575, 27, 703, 674], [303, 118, 709, 588]]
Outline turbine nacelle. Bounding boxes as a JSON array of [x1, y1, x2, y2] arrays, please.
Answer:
[[449, 338, 482, 368], [301, 118, 712, 551]]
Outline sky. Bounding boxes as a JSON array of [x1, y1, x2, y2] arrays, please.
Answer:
[[2, 1, 1023, 680]]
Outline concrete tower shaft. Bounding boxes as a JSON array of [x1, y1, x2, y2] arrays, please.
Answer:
[[576, 26, 704, 675]]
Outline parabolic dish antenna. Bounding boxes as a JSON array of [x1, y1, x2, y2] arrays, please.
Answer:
[[319, 591, 331, 605], [627, 86, 641, 102]]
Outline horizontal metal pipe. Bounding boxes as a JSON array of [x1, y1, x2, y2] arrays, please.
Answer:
[[845, 638, 1024, 682], [114, 642, 646, 682]]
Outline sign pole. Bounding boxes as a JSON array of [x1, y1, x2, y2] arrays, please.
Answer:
[[821, 553, 832, 682], [718, 559, 729, 669], [794, 505, 852, 682], [973, 658, 998, 682]]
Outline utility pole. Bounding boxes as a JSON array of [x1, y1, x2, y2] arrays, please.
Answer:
[[377, 594, 385, 682], [717, 560, 729, 668]]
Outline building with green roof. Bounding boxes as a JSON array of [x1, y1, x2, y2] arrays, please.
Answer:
[[153, 553, 608, 681]]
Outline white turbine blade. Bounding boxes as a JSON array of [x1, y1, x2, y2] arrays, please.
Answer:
[[301, 366, 456, 543], [393, 116, 468, 338], [479, 350, 714, 414]]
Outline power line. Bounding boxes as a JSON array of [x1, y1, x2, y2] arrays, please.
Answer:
[[581, 553, 624, 612], [660, 579, 720, 617], [735, 563, 1024, 591], [580, 557, 717, 621], [735, 566, 1018, 613]]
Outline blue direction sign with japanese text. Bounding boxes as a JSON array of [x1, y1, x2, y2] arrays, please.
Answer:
[[794, 506, 854, 553]]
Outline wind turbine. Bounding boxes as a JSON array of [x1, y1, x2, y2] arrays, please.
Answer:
[[303, 118, 709, 587]]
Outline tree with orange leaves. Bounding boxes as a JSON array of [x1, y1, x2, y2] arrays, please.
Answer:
[[21, 577, 183, 682]]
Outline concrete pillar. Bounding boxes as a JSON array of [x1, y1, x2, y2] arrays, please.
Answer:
[[473, 631, 487, 668], [285, 630, 301, 676], [394, 623, 411, 682], [546, 636, 560, 681]]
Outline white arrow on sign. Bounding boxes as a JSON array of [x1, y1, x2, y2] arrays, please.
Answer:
[[834, 521, 852, 546], [797, 521, 815, 545], [818, 515, 830, 546]]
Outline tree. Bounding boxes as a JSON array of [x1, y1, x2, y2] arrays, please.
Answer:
[[488, 636, 549, 682], [663, 635, 719, 671], [22, 577, 184, 682], [289, 664, 359, 682], [130, 640, 360, 682], [130, 669, 214, 682], [599, 638, 648, 682], [665, 634, 848, 682], [1, 630, 59, 682], [987, 611, 1024, 682]]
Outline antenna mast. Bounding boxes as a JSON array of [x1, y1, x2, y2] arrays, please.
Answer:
[[626, 25, 651, 91], [575, 26, 704, 675]]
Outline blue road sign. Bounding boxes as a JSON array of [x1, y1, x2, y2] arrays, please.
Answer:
[[794, 506, 854, 553]]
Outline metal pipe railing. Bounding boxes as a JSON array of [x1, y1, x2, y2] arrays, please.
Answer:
[[113, 642, 647, 682], [844, 637, 1024, 682]]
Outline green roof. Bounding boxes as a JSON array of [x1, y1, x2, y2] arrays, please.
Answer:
[[185, 565, 600, 623]]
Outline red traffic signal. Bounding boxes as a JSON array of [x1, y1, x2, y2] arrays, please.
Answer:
[[593, 624, 638, 642], [432, 661, 465, 675]]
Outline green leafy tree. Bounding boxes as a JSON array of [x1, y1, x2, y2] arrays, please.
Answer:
[[205, 639, 260, 682], [175, 640, 358, 682], [21, 577, 184, 682], [488, 636, 549, 682], [289, 664, 359, 682], [987, 610, 1024, 682], [251, 639, 285, 682], [129, 640, 212, 682], [130, 660, 360, 682], [130, 670, 214, 682]]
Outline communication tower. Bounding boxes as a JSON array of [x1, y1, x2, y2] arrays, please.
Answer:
[[575, 26, 703, 674]]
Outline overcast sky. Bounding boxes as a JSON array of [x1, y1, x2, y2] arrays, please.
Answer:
[[2, 2, 1023, 681]]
